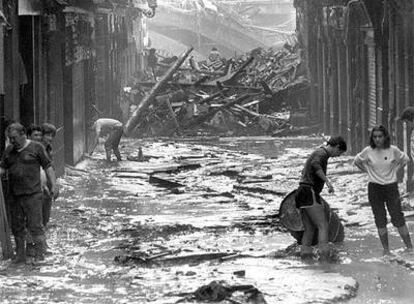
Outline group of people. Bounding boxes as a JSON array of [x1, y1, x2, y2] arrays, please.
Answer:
[[2, 111, 413, 264], [0, 122, 58, 264], [0, 117, 124, 264], [296, 124, 414, 261]]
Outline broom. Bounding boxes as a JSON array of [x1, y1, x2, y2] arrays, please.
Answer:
[[0, 181, 12, 259]]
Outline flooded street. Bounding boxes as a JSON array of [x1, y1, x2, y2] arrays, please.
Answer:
[[1, 1, 412, 303], [2, 136, 414, 303]]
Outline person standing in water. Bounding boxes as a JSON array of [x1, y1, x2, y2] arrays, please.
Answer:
[[295, 136, 347, 260], [354, 125, 413, 255]]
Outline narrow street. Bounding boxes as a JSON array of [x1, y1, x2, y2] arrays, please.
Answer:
[[1, 1, 414, 303], [2, 136, 414, 304]]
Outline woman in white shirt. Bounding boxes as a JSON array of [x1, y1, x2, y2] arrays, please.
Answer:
[[354, 125, 413, 255]]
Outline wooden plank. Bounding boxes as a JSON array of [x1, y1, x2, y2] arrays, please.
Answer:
[[125, 47, 194, 135], [182, 93, 254, 128], [113, 164, 181, 174], [205, 56, 254, 85], [135, 81, 263, 92], [0, 182, 13, 259], [112, 160, 202, 175], [241, 99, 261, 108], [112, 172, 148, 179], [149, 174, 184, 188]]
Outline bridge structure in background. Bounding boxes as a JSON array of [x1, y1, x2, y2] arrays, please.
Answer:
[[148, 0, 295, 58], [217, 0, 295, 29]]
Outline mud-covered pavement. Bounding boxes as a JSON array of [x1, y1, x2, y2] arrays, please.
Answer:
[[2, 136, 414, 303]]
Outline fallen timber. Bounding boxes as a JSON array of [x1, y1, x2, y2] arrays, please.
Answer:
[[126, 42, 314, 137], [125, 47, 194, 136], [182, 93, 255, 129], [149, 174, 184, 188], [135, 81, 263, 92], [205, 56, 254, 85], [111, 160, 202, 175], [233, 183, 288, 195]]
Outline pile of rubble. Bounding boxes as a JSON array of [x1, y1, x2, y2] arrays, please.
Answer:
[[124, 41, 311, 138]]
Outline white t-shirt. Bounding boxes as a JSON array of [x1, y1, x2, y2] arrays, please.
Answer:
[[354, 145, 409, 185]]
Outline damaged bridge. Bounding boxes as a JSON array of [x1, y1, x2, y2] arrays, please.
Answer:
[[148, 1, 294, 58]]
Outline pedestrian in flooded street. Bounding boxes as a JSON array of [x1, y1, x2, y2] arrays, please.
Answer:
[[0, 123, 57, 263], [354, 125, 413, 255], [89, 118, 124, 162], [295, 136, 347, 261], [24, 123, 58, 257], [26, 123, 58, 227], [40, 123, 58, 227]]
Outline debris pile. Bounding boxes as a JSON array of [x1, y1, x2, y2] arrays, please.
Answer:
[[166, 280, 268, 304], [125, 41, 312, 138]]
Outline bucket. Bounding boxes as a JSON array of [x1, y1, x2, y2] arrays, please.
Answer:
[[279, 190, 345, 245]]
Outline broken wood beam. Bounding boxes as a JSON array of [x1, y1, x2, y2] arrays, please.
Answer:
[[187, 58, 225, 76], [125, 47, 194, 136], [199, 89, 228, 104], [146, 249, 182, 261], [136, 81, 262, 92], [149, 174, 184, 188], [260, 80, 274, 96], [206, 56, 254, 85], [242, 99, 261, 108], [182, 94, 253, 128], [233, 104, 260, 117]]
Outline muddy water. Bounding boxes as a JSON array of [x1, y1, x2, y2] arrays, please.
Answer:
[[1, 136, 414, 303], [204, 136, 414, 304], [338, 234, 414, 304]]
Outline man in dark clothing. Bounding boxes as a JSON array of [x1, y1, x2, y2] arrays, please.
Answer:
[[41, 123, 57, 227], [0, 123, 57, 263], [24, 123, 57, 257], [295, 136, 347, 261]]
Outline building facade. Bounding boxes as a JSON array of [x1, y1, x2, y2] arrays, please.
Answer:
[[0, 0, 155, 173], [295, 0, 414, 189]]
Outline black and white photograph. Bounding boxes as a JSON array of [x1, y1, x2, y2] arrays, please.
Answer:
[[1, 0, 414, 303]]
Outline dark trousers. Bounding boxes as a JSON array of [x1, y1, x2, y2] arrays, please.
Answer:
[[9, 192, 45, 238], [42, 189, 52, 227], [295, 184, 321, 208], [104, 126, 123, 160], [368, 182, 405, 228]]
